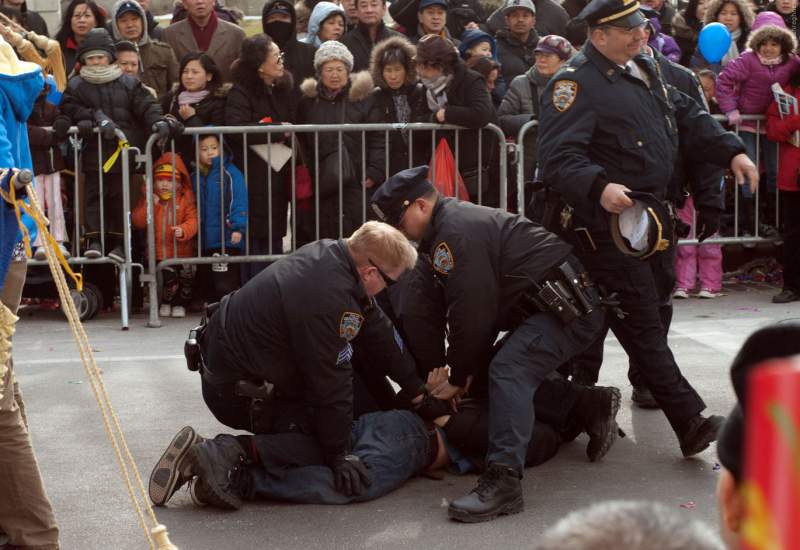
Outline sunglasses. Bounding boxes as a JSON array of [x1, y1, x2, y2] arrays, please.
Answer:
[[369, 259, 397, 287]]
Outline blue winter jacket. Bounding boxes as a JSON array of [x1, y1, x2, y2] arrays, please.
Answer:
[[194, 155, 248, 251]]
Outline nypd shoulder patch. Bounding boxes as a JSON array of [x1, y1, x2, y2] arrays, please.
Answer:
[[339, 312, 364, 341], [337, 342, 354, 366], [432, 242, 454, 275], [552, 80, 578, 113]]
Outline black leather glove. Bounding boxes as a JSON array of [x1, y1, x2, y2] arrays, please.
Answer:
[[76, 119, 94, 139], [330, 454, 371, 496], [52, 117, 71, 141], [152, 120, 170, 141], [697, 208, 721, 242], [98, 119, 117, 141], [166, 115, 184, 137]]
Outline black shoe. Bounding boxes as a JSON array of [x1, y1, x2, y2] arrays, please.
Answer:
[[185, 434, 246, 510], [575, 385, 621, 462], [108, 246, 125, 263], [448, 463, 523, 523], [631, 386, 661, 409], [772, 289, 800, 304], [84, 241, 102, 259], [149, 426, 204, 506], [678, 414, 725, 458]]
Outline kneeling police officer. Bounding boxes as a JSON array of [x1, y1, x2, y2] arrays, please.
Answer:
[[149, 222, 432, 509], [370, 166, 606, 523]]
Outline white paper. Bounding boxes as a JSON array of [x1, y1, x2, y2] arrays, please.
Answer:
[[619, 203, 650, 252], [249, 142, 293, 172]]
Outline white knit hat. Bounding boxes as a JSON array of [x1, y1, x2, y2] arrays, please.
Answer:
[[314, 40, 354, 72]]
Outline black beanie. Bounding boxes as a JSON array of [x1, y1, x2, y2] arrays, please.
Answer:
[[78, 28, 117, 63]]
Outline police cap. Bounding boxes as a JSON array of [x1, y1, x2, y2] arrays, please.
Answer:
[[577, 0, 646, 28], [608, 191, 673, 259], [370, 166, 436, 227]]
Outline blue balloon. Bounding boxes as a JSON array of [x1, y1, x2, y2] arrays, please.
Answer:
[[698, 22, 732, 64], [45, 74, 62, 106]]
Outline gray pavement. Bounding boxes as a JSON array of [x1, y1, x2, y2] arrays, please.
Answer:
[[12, 280, 799, 550]]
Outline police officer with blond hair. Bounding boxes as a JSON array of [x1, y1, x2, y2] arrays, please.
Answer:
[[537, 0, 756, 462]]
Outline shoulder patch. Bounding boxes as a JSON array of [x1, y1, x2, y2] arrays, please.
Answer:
[[432, 242, 454, 275], [552, 80, 578, 112], [339, 312, 364, 341]]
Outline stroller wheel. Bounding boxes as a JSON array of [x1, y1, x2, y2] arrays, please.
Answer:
[[68, 282, 102, 321]]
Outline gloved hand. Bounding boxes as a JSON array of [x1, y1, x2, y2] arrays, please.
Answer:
[[726, 110, 742, 127], [165, 115, 184, 137], [98, 119, 117, 141], [414, 392, 451, 421], [152, 120, 170, 141], [330, 454, 371, 496], [76, 119, 94, 139], [697, 208, 721, 242], [52, 117, 71, 141]]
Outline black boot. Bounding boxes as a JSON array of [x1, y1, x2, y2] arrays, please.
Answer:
[[678, 414, 725, 458], [573, 385, 621, 462], [186, 434, 247, 510], [149, 426, 205, 506], [631, 386, 660, 409], [448, 463, 523, 523]]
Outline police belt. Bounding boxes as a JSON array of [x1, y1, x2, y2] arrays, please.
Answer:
[[512, 258, 599, 326]]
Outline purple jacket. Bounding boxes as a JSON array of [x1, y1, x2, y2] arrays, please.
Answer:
[[717, 50, 800, 117]]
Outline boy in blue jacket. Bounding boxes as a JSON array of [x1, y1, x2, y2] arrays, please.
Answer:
[[192, 133, 248, 302]]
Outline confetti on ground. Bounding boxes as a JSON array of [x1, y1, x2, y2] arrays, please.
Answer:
[[67, 380, 82, 384], [713, 463, 721, 471], [440, 498, 449, 508], [680, 501, 696, 510], [736, 307, 760, 312]]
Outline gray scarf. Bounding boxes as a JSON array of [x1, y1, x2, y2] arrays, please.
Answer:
[[80, 64, 124, 85], [423, 74, 453, 112]]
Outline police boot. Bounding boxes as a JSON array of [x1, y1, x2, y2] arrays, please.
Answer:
[[573, 385, 621, 462], [631, 386, 661, 409], [678, 414, 725, 458], [448, 463, 523, 523], [186, 434, 247, 510], [149, 426, 205, 506]]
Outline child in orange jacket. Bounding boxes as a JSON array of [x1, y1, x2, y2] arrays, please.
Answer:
[[132, 152, 198, 317]]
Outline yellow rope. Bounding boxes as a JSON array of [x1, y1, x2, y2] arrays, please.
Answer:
[[103, 138, 130, 173], [1, 170, 178, 549]]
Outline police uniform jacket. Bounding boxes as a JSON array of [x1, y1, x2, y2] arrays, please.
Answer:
[[215, 239, 425, 460], [420, 197, 572, 387], [537, 40, 744, 231]]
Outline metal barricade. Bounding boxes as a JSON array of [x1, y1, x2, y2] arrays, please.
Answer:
[[26, 128, 137, 330], [142, 122, 508, 327], [514, 114, 783, 247]]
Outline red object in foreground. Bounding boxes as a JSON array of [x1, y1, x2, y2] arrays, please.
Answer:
[[743, 357, 800, 550], [428, 139, 471, 201]]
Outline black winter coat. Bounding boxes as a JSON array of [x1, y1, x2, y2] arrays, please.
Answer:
[[415, 61, 497, 200], [261, 0, 317, 89], [210, 239, 424, 460], [160, 84, 229, 162], [495, 30, 540, 85], [28, 97, 65, 175], [341, 23, 404, 72], [58, 73, 163, 174], [296, 71, 384, 243], [368, 83, 431, 180], [225, 74, 296, 242]]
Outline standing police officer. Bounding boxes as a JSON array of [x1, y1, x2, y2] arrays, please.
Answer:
[[371, 165, 605, 523], [537, 0, 757, 458], [149, 222, 431, 509]]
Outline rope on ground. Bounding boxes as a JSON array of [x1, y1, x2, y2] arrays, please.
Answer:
[[1, 169, 178, 549]]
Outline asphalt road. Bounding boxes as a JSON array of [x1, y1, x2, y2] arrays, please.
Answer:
[[11, 280, 798, 550]]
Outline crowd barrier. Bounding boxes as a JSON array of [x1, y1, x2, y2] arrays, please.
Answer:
[[25, 116, 782, 329]]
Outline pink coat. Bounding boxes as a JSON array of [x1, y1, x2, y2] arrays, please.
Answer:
[[717, 51, 800, 131]]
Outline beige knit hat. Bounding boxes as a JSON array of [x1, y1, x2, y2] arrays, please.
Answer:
[[314, 40, 354, 72]]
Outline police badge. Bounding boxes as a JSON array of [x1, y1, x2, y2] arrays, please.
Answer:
[[552, 80, 578, 112], [432, 242, 454, 275], [339, 312, 364, 341]]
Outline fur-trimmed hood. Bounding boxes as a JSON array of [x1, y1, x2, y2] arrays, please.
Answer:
[[369, 35, 417, 90], [703, 0, 755, 31], [300, 70, 374, 101], [747, 19, 797, 55]]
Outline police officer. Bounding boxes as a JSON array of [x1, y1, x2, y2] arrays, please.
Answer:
[[570, 5, 729, 408], [537, 0, 758, 457], [148, 221, 431, 509], [371, 165, 605, 523]]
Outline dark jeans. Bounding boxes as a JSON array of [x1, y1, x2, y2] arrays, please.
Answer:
[[487, 307, 604, 471], [575, 235, 705, 432], [243, 410, 431, 504], [782, 191, 800, 292], [84, 171, 123, 247]]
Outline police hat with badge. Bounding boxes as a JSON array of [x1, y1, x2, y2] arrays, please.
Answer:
[[370, 166, 436, 227], [576, 0, 647, 29], [608, 191, 673, 259]]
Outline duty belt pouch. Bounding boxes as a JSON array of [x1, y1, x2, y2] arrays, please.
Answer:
[[235, 380, 277, 434]]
